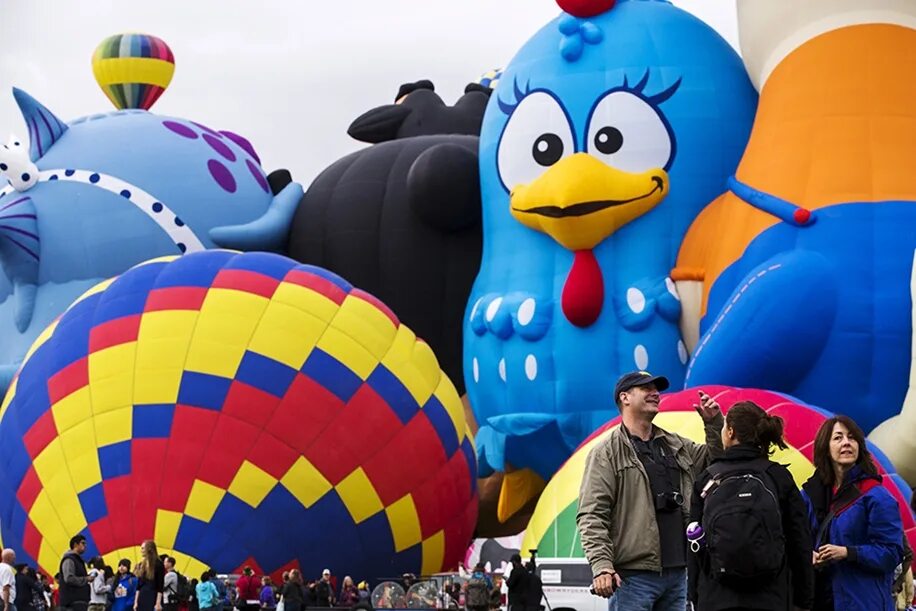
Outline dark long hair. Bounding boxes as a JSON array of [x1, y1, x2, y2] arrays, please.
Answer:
[[813, 415, 878, 486], [725, 401, 788, 455]]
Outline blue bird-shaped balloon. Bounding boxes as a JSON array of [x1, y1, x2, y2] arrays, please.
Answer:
[[463, 0, 757, 520]]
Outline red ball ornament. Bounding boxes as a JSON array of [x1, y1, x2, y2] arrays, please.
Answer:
[[557, 0, 616, 18], [793, 208, 811, 225]]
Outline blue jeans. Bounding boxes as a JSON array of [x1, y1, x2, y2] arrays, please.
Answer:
[[607, 569, 687, 611]]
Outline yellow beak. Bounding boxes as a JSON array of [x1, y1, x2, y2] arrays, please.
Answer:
[[497, 468, 546, 523], [510, 153, 669, 251]]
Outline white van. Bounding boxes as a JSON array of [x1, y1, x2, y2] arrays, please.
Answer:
[[530, 558, 606, 611]]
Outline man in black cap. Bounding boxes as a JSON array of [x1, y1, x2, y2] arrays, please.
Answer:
[[576, 371, 723, 611]]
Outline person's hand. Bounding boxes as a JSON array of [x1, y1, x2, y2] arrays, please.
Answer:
[[591, 572, 621, 598], [155, 603, 162, 611], [693, 390, 721, 422], [815, 544, 848, 565]]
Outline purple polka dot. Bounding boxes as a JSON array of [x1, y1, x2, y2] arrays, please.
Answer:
[[203, 134, 236, 162], [163, 121, 198, 139], [221, 131, 261, 164], [192, 122, 221, 137], [208, 159, 236, 193], [246, 160, 269, 193]]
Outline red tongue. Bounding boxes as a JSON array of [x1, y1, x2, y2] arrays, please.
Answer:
[[561, 249, 604, 327]]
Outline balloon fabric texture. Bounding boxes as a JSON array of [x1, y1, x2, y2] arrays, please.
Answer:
[[290, 83, 487, 395], [92, 33, 175, 111], [0, 88, 303, 397], [522, 387, 916, 557], [676, 10, 916, 441], [0, 251, 477, 580], [463, 0, 758, 518]]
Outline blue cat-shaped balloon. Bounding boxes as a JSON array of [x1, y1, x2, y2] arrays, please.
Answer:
[[0, 89, 303, 393]]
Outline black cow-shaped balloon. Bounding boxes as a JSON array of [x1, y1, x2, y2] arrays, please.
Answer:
[[287, 80, 488, 393], [347, 80, 491, 143]]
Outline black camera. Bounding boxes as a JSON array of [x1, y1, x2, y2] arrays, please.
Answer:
[[655, 491, 684, 512]]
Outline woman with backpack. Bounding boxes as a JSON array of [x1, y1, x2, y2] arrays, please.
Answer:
[[465, 563, 492, 611], [801, 415, 904, 611], [688, 401, 814, 610]]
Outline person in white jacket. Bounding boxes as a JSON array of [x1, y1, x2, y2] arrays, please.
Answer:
[[87, 558, 110, 611]]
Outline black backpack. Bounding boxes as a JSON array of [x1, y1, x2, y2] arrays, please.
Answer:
[[465, 575, 490, 608], [701, 458, 785, 587], [174, 572, 191, 603]]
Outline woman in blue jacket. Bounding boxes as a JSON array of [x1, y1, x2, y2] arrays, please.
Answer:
[[801, 415, 903, 611]]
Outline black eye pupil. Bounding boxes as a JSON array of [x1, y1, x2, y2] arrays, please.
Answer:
[[532, 133, 564, 166], [595, 126, 623, 155]]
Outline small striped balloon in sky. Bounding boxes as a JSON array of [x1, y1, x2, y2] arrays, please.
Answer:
[[92, 33, 175, 111]]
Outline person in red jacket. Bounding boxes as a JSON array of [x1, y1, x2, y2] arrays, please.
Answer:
[[234, 569, 259, 611]]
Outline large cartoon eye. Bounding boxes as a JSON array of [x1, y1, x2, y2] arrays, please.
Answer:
[[586, 91, 674, 172], [497, 92, 575, 191]]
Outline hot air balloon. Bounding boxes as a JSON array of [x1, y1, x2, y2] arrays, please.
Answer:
[[0, 251, 477, 580], [92, 33, 175, 111]]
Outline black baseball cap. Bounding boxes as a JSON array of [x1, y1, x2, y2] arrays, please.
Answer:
[[614, 371, 670, 398]]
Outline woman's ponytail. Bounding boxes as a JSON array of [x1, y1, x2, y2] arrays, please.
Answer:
[[755, 413, 788, 453], [725, 401, 788, 455]]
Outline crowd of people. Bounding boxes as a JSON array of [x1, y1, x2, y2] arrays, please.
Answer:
[[0, 528, 545, 611], [0, 536, 384, 611], [578, 370, 915, 611]]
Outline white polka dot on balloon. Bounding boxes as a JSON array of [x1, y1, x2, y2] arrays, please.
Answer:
[[517, 298, 536, 326], [666, 277, 680, 301], [677, 340, 688, 364], [626, 287, 646, 314], [524, 354, 537, 380], [486, 297, 503, 322], [634, 344, 649, 370], [469, 298, 483, 322], [498, 358, 507, 382], [472, 358, 480, 382]]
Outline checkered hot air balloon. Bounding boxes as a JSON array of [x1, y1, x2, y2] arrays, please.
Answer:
[[92, 33, 175, 111], [521, 387, 916, 556], [0, 251, 477, 579]]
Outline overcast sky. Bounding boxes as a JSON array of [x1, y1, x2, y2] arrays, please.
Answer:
[[0, 1, 738, 186]]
